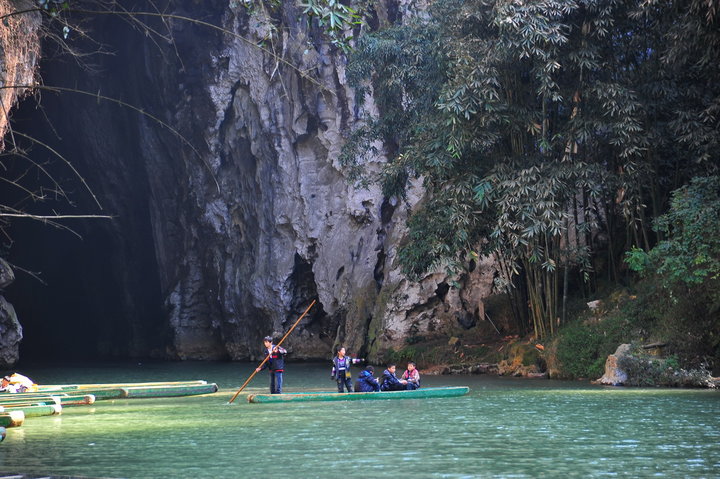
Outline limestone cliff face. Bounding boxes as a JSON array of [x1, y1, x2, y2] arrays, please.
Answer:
[[149, 2, 497, 360], [5, 0, 497, 362], [0, 0, 40, 367]]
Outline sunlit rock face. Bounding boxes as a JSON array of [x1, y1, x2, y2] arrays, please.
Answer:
[[0, 0, 40, 142], [6, 0, 497, 361], [0, 0, 40, 366], [597, 344, 631, 386]]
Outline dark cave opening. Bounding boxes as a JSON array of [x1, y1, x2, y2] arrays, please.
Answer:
[[2, 144, 167, 362], [3, 28, 169, 362]]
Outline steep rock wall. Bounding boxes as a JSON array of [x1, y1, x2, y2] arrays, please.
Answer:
[[6, 0, 498, 362], [0, 0, 41, 367]]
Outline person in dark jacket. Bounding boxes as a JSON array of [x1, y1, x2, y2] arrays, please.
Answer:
[[331, 347, 364, 392], [255, 336, 287, 394], [354, 365, 381, 392], [380, 363, 408, 391]]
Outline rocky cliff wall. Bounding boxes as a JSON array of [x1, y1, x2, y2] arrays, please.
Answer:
[[3, 0, 498, 363], [0, 0, 41, 367]]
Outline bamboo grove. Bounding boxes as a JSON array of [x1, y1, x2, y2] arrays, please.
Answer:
[[343, 0, 720, 340]]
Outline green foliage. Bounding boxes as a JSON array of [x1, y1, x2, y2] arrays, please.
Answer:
[[344, 0, 720, 341], [397, 191, 490, 280], [298, 0, 363, 52], [623, 176, 720, 372], [386, 346, 417, 366], [556, 315, 633, 379], [624, 246, 650, 275], [232, 0, 364, 52], [37, 0, 70, 14], [646, 176, 720, 288]]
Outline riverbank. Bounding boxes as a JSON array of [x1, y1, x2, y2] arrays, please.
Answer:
[[405, 334, 720, 389]]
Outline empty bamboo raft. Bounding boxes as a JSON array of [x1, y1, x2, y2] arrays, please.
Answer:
[[0, 404, 61, 418], [0, 411, 25, 428], [0, 380, 218, 437], [36, 381, 218, 399]]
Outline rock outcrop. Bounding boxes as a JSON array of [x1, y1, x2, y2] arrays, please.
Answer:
[[597, 343, 630, 386], [0, 258, 21, 367]]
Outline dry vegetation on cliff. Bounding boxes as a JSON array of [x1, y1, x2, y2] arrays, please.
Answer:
[[0, 0, 41, 142]]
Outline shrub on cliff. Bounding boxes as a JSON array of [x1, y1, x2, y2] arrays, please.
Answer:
[[625, 176, 720, 372], [555, 313, 634, 379]]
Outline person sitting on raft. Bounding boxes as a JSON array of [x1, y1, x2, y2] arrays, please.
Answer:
[[331, 346, 364, 393], [355, 365, 381, 392], [401, 361, 421, 390], [380, 363, 408, 391], [0, 373, 38, 393]]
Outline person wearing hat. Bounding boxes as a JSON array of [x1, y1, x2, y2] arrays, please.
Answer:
[[354, 365, 381, 392], [255, 336, 287, 394]]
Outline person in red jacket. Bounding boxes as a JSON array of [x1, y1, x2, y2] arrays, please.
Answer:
[[401, 361, 421, 390], [255, 336, 287, 394]]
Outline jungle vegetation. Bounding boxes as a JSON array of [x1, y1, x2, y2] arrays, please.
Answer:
[[343, 0, 719, 373]]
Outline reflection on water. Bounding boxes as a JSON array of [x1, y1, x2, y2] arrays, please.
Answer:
[[0, 361, 718, 478]]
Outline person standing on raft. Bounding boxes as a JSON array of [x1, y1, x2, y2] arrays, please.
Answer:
[[256, 336, 287, 394], [331, 347, 364, 392]]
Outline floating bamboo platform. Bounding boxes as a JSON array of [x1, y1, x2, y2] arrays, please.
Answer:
[[0, 411, 25, 428], [0, 404, 61, 418], [0, 379, 218, 435]]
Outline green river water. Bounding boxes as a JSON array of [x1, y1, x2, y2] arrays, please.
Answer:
[[0, 361, 718, 478]]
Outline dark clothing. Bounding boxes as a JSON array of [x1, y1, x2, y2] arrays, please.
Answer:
[[355, 370, 381, 392], [261, 345, 287, 372], [337, 375, 353, 393], [260, 344, 287, 394], [269, 370, 283, 395], [380, 369, 405, 391], [331, 355, 363, 393]]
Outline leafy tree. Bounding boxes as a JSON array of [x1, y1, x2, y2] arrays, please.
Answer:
[[344, 0, 720, 339], [626, 176, 720, 293]]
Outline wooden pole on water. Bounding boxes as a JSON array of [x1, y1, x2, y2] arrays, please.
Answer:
[[228, 299, 317, 404]]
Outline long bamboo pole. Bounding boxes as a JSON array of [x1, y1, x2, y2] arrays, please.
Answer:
[[228, 299, 317, 404]]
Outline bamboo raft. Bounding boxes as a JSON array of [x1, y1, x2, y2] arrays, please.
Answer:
[[0, 410, 25, 428], [247, 386, 470, 403], [0, 404, 61, 418], [35, 381, 218, 399], [0, 380, 218, 435]]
